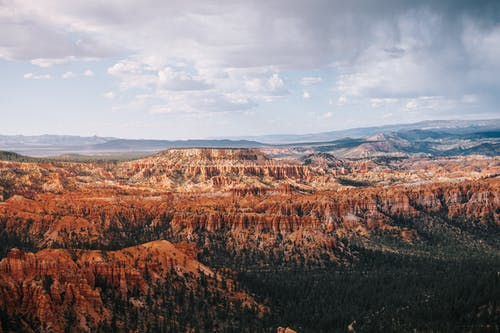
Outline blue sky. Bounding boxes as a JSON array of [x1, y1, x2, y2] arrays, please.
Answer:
[[1, 0, 499, 139]]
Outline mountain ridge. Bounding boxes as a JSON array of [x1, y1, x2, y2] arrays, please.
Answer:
[[1, 126, 498, 161], [225, 119, 500, 144], [1, 119, 498, 156]]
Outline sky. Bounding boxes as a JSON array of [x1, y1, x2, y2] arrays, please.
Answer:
[[1, 0, 499, 139]]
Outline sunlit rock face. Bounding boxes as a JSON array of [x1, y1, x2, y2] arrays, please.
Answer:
[[0, 149, 498, 331]]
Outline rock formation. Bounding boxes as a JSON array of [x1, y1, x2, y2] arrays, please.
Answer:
[[0, 148, 498, 332]]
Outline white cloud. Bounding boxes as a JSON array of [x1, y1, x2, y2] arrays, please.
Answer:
[[23, 72, 51, 80], [150, 90, 256, 114], [108, 60, 147, 77], [405, 99, 418, 111], [403, 96, 459, 112], [107, 59, 157, 90], [370, 98, 399, 107], [334, 48, 437, 99], [462, 21, 500, 69], [245, 73, 288, 97], [61, 69, 94, 79], [327, 8, 499, 119], [300, 76, 323, 86], [337, 96, 347, 106], [461, 94, 479, 104], [30, 57, 77, 68], [2, 0, 499, 119], [303, 91, 311, 99], [157, 67, 212, 91], [106, 58, 287, 112], [102, 91, 116, 99], [268, 74, 285, 91], [61, 71, 76, 79]]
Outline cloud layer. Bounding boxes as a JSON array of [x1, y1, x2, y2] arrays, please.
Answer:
[[1, 0, 499, 132]]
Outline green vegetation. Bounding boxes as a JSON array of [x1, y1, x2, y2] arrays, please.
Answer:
[[239, 249, 499, 333], [42, 275, 54, 294], [336, 177, 372, 187], [0, 151, 39, 162], [0, 150, 149, 163], [91, 269, 263, 332], [313, 138, 369, 151]]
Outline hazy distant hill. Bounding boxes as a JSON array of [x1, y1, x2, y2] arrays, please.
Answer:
[[1, 119, 498, 157], [288, 129, 500, 158], [93, 139, 266, 151], [231, 119, 500, 144], [0, 136, 265, 156], [0, 134, 114, 147]]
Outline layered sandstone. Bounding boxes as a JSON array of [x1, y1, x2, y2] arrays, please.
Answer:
[[0, 177, 497, 268], [0, 148, 498, 331], [0, 240, 258, 332]]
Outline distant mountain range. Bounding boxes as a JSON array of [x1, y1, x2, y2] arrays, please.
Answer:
[[0, 136, 265, 156], [228, 119, 500, 144], [285, 129, 499, 158], [1, 119, 498, 157]]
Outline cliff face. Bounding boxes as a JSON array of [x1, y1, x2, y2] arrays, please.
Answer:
[[1, 150, 497, 197], [0, 178, 497, 268], [115, 148, 313, 191], [0, 241, 259, 332], [0, 248, 107, 332], [0, 152, 498, 261], [0, 149, 498, 332]]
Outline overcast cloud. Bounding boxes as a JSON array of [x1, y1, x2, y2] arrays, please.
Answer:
[[0, 0, 499, 138]]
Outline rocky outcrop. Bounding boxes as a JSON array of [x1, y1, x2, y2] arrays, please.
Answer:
[[277, 327, 298, 333], [0, 149, 498, 331], [0, 150, 497, 196], [0, 241, 259, 332], [0, 248, 107, 332], [0, 177, 497, 270], [116, 148, 313, 191]]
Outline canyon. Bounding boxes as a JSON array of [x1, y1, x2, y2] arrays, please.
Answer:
[[0, 148, 498, 332]]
